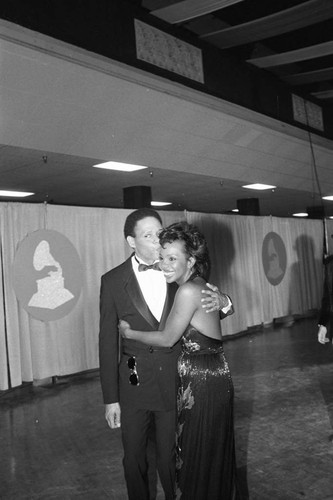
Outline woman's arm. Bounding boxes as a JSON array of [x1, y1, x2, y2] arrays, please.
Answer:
[[120, 284, 198, 347]]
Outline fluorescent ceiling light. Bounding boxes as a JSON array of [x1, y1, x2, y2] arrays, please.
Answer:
[[293, 212, 308, 217], [322, 195, 333, 201], [0, 190, 34, 197], [242, 183, 276, 190], [93, 161, 147, 172], [151, 201, 172, 207]]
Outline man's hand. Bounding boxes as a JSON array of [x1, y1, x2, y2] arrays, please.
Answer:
[[318, 325, 329, 344], [201, 283, 233, 314], [105, 402, 121, 429]]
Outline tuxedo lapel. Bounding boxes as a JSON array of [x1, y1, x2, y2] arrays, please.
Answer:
[[124, 266, 159, 329]]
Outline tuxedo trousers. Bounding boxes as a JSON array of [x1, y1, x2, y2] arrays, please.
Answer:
[[121, 406, 177, 500]]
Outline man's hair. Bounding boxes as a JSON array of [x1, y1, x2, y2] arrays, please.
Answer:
[[159, 221, 211, 280], [124, 208, 162, 239]]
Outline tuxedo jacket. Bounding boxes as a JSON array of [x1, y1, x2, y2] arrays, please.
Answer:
[[318, 256, 333, 331], [99, 255, 180, 412]]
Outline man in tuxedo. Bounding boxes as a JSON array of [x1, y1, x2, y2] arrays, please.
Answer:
[[99, 208, 232, 500]]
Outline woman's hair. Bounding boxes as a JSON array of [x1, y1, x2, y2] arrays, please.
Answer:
[[159, 221, 210, 279]]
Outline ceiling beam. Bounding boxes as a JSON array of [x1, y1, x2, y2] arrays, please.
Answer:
[[311, 89, 333, 99], [283, 67, 333, 85], [248, 41, 333, 68], [200, 0, 333, 49], [151, 0, 244, 24]]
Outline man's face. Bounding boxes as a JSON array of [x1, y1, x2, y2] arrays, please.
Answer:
[[127, 216, 162, 264]]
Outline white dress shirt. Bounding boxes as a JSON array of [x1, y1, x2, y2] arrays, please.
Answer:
[[132, 255, 167, 321]]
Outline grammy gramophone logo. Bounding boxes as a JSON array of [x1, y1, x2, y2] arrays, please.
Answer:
[[13, 230, 83, 321], [262, 232, 287, 286]]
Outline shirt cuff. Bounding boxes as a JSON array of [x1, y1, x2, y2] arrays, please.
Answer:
[[221, 296, 232, 314]]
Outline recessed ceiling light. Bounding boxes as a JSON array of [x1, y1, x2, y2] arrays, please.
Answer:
[[322, 195, 333, 201], [92, 161, 148, 172], [242, 183, 276, 190], [293, 212, 308, 217], [151, 201, 172, 207], [0, 190, 34, 197]]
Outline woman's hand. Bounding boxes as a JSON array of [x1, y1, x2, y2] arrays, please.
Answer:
[[119, 319, 131, 338]]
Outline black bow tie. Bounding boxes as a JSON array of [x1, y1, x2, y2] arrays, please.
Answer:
[[135, 257, 161, 272], [138, 261, 161, 272]]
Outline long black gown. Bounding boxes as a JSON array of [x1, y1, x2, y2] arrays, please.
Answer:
[[175, 325, 238, 500]]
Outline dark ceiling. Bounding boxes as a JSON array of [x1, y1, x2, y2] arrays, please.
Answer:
[[140, 0, 333, 105]]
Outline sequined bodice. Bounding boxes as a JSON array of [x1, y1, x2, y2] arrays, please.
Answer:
[[181, 325, 224, 355]]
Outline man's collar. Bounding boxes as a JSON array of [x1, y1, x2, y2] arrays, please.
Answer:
[[134, 255, 161, 272]]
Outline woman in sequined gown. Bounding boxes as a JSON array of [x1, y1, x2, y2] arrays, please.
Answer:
[[120, 222, 239, 500]]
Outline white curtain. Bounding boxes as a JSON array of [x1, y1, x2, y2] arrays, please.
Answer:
[[0, 203, 325, 391], [0, 203, 8, 389], [187, 212, 324, 335], [0, 203, 184, 390]]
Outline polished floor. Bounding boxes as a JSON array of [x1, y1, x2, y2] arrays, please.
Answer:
[[1, 317, 333, 499]]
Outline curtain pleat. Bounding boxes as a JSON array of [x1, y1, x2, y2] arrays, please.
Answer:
[[0, 204, 8, 390], [1, 203, 45, 389]]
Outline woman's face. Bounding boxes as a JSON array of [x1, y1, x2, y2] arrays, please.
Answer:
[[159, 240, 194, 285]]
